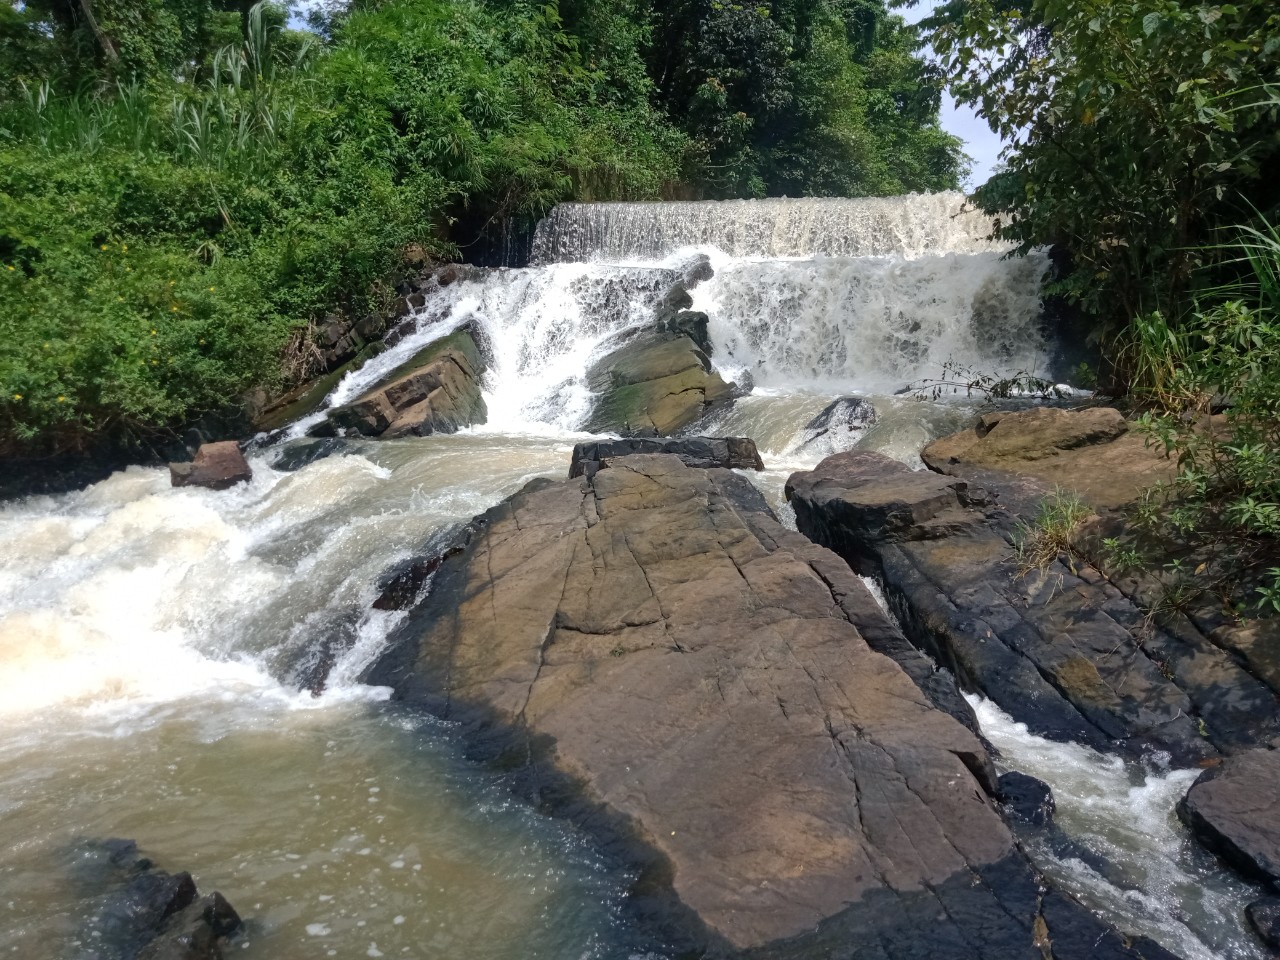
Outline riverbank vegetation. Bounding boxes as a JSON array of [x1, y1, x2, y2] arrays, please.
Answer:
[[0, 0, 962, 459], [921, 0, 1280, 609]]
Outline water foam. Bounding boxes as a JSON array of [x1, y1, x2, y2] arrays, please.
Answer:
[[969, 695, 1268, 960]]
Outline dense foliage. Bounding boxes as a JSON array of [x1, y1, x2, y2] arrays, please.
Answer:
[[920, 0, 1280, 340], [916, 0, 1280, 610], [0, 0, 961, 458]]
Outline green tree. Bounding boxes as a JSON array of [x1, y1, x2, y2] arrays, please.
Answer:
[[919, 0, 1280, 342]]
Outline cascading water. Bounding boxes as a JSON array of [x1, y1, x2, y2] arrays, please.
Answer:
[[5, 192, 1258, 959]]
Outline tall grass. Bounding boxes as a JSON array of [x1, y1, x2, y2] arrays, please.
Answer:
[[4, 3, 309, 177]]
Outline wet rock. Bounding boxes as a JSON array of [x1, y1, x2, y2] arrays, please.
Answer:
[[366, 453, 1166, 958], [568, 436, 763, 479], [269, 437, 356, 472], [786, 450, 1280, 762], [584, 331, 733, 436], [137, 893, 241, 960], [1245, 896, 1280, 951], [797, 398, 877, 456], [997, 771, 1055, 827], [169, 442, 252, 491], [660, 310, 712, 355], [372, 544, 465, 611], [252, 342, 387, 434], [1178, 749, 1280, 884], [321, 328, 487, 439]]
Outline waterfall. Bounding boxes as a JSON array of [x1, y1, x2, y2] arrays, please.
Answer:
[[292, 193, 1051, 437], [530, 191, 1008, 263]]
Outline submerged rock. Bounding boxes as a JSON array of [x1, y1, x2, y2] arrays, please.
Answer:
[[169, 442, 252, 491], [1178, 749, 1280, 884], [584, 331, 733, 435], [74, 839, 242, 960], [786, 450, 1280, 763], [568, 436, 763, 479], [318, 328, 487, 439], [269, 437, 357, 472], [797, 397, 877, 456], [366, 453, 1176, 959], [1246, 896, 1280, 951]]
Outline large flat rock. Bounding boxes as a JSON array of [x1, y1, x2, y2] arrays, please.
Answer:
[[921, 407, 1171, 510], [786, 450, 1280, 763], [368, 454, 1179, 959]]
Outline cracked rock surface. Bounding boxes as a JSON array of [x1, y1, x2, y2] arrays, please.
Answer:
[[367, 454, 1179, 958], [786, 450, 1280, 765]]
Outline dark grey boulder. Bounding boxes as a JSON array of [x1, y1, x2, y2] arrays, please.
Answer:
[[1178, 749, 1280, 884], [270, 437, 356, 472], [1246, 896, 1280, 951], [997, 770, 1055, 827], [568, 436, 763, 479]]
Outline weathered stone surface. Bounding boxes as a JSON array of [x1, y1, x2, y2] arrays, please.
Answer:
[[922, 406, 1173, 510], [797, 398, 877, 457], [366, 454, 1173, 958], [169, 442, 252, 491], [786, 450, 1280, 762], [997, 771, 1055, 827], [321, 328, 487, 439], [1245, 896, 1280, 951], [568, 436, 763, 479], [1178, 749, 1280, 883], [584, 332, 734, 435]]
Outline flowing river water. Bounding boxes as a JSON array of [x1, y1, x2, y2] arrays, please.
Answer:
[[0, 192, 1266, 958]]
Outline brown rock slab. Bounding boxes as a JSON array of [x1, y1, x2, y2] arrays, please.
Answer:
[[922, 406, 1173, 510], [1179, 749, 1280, 883], [169, 442, 252, 491], [367, 454, 1177, 959]]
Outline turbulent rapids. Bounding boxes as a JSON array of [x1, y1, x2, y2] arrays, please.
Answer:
[[1, 193, 1268, 960]]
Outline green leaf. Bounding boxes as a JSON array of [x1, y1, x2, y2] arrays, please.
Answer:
[[1142, 12, 1160, 36]]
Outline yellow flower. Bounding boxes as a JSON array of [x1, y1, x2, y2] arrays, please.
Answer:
[[12, 394, 21, 401], [208, 286, 215, 292], [171, 306, 178, 312], [151, 359, 158, 365], [168, 280, 175, 287], [122, 244, 128, 251], [5, 265, 13, 272], [198, 338, 206, 344], [100, 244, 108, 251], [150, 329, 157, 335], [57, 395, 66, 403]]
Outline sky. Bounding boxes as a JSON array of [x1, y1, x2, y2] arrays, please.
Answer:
[[900, 0, 1006, 188]]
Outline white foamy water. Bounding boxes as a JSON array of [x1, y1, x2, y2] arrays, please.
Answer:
[[970, 696, 1267, 960]]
